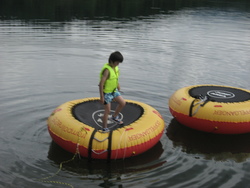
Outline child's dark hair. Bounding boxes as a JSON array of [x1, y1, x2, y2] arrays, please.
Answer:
[[109, 51, 123, 63]]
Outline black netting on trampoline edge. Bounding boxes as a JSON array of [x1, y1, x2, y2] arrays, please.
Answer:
[[189, 86, 250, 103], [72, 100, 144, 129]]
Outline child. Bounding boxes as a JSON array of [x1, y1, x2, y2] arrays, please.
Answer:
[[99, 51, 126, 132]]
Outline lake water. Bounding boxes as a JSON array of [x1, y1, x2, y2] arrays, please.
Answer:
[[1, 1, 250, 188]]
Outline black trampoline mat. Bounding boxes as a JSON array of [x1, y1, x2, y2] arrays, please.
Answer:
[[72, 100, 144, 130], [189, 86, 250, 103]]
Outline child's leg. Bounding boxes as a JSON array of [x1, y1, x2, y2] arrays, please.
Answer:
[[103, 103, 111, 128], [113, 95, 126, 117]]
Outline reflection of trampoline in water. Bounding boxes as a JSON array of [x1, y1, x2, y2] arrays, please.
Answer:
[[48, 140, 165, 174], [47, 98, 165, 160], [167, 119, 250, 162]]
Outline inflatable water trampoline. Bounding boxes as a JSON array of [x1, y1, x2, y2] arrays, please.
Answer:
[[47, 98, 165, 159], [169, 85, 250, 134]]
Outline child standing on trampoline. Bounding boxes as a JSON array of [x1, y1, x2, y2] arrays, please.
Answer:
[[99, 51, 126, 132]]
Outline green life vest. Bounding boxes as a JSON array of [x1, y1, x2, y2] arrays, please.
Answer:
[[100, 63, 120, 93]]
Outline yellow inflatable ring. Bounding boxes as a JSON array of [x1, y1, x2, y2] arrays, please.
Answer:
[[47, 98, 165, 159], [169, 85, 250, 134]]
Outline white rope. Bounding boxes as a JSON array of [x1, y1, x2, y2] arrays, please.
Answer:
[[91, 149, 108, 155], [93, 136, 109, 142], [123, 130, 128, 159], [115, 128, 127, 160]]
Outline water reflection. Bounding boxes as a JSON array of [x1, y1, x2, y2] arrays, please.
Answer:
[[1, 0, 249, 21], [166, 119, 250, 162], [48, 141, 166, 175]]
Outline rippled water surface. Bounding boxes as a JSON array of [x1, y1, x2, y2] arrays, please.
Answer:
[[1, 1, 250, 188]]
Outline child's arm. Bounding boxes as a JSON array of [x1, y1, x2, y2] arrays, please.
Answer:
[[117, 83, 121, 91], [99, 69, 109, 104]]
